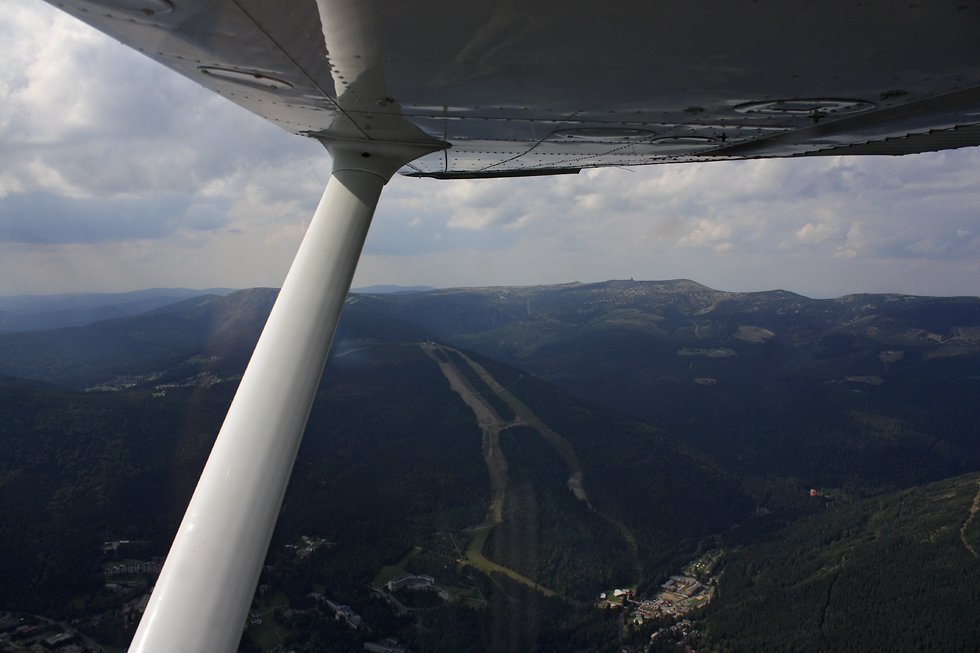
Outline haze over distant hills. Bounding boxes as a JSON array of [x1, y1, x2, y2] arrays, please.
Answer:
[[0, 286, 439, 334], [0, 279, 978, 651], [0, 287, 237, 333]]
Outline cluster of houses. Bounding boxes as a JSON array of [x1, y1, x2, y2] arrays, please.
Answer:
[[594, 551, 723, 651], [102, 560, 163, 577], [327, 601, 364, 630], [662, 575, 703, 596], [597, 587, 638, 603], [630, 575, 716, 624], [152, 370, 227, 395], [364, 638, 409, 653], [306, 593, 364, 630], [385, 573, 451, 602], [4, 626, 80, 651], [257, 594, 415, 653], [100, 542, 163, 580], [284, 535, 329, 560], [101, 541, 135, 553], [650, 619, 694, 644], [0, 614, 97, 653]]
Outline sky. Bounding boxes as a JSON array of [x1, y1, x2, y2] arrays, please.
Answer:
[[2, 1, 979, 300]]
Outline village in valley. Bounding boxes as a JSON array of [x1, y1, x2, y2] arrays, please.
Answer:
[[2, 519, 728, 653], [597, 548, 725, 651]]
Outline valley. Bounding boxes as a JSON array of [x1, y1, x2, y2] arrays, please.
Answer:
[[0, 281, 977, 652], [422, 342, 640, 597]]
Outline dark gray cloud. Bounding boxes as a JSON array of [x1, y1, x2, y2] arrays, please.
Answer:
[[0, 192, 230, 243]]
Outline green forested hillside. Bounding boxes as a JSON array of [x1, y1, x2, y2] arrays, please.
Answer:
[[368, 281, 980, 500], [0, 289, 276, 387], [0, 288, 236, 333], [6, 281, 978, 503], [1, 282, 979, 652], [701, 472, 980, 652], [0, 381, 230, 613], [0, 293, 751, 651]]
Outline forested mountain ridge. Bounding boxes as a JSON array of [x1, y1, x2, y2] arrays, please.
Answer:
[[701, 471, 980, 652], [3, 280, 978, 501], [1, 281, 978, 651], [363, 279, 980, 352], [0, 286, 751, 651], [2, 279, 977, 497], [0, 287, 236, 333], [0, 289, 277, 387], [366, 280, 980, 499]]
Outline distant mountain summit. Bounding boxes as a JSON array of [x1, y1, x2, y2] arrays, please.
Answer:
[[350, 284, 437, 294], [364, 278, 980, 353]]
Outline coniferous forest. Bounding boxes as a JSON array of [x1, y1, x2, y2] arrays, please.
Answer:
[[0, 281, 978, 652]]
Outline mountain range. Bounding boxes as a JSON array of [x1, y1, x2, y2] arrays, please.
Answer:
[[0, 287, 237, 334], [0, 280, 977, 652]]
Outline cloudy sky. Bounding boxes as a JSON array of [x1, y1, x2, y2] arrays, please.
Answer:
[[2, 0, 979, 299]]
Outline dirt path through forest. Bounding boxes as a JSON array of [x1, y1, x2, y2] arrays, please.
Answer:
[[421, 344, 554, 595], [423, 343, 641, 588]]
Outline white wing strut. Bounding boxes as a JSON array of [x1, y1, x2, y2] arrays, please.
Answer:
[[129, 143, 436, 652]]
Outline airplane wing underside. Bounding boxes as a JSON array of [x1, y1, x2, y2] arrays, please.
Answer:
[[46, 0, 980, 177]]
